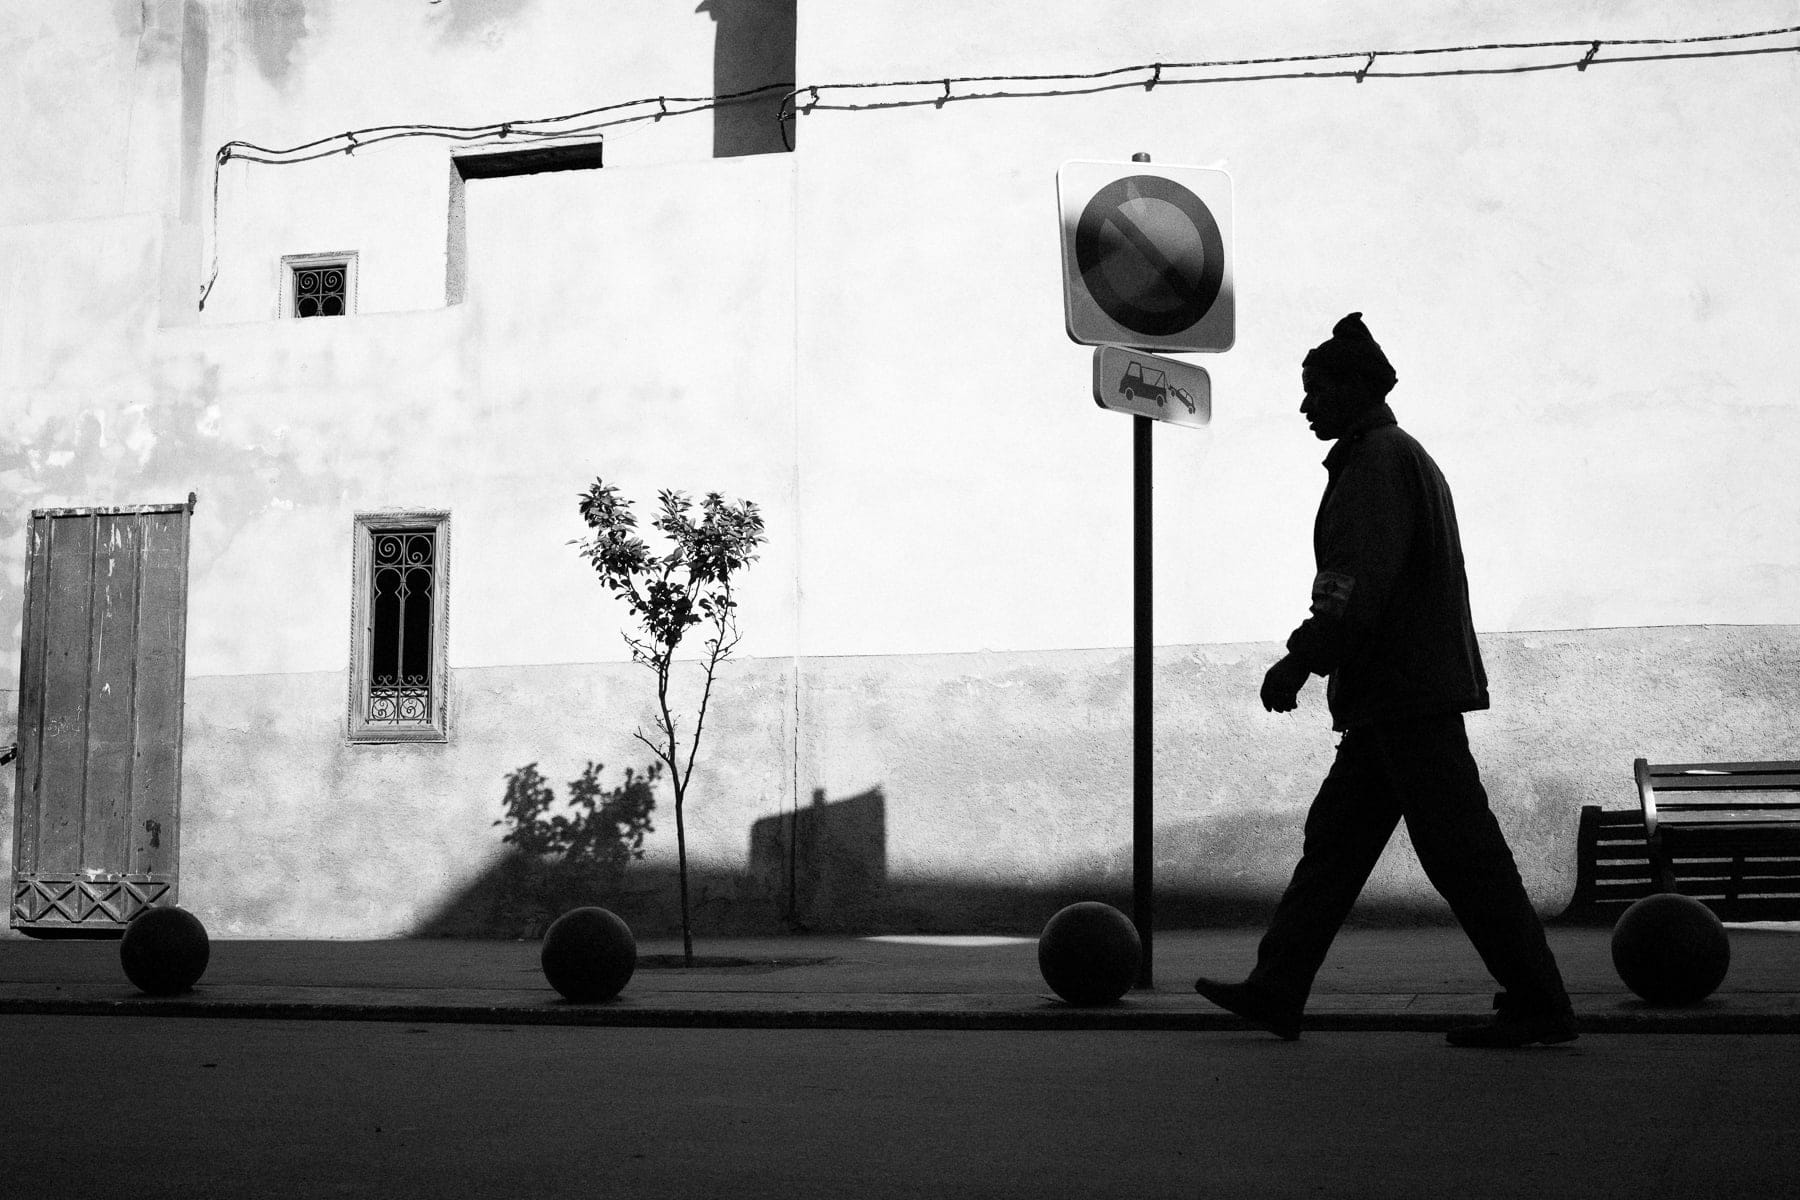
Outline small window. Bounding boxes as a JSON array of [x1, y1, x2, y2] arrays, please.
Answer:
[[282, 251, 358, 319], [348, 511, 449, 743]]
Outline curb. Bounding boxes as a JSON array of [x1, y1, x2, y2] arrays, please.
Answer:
[[5, 997, 1796, 1034]]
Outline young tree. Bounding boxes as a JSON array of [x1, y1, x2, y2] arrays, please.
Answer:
[[573, 480, 766, 966]]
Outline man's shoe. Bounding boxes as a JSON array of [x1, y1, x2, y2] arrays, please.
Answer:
[[1193, 976, 1303, 1041], [1446, 1000, 1578, 1048]]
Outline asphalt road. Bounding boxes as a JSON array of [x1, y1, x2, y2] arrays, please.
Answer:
[[2, 1017, 1794, 1198]]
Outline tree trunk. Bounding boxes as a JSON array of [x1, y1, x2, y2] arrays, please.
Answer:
[[675, 784, 693, 967]]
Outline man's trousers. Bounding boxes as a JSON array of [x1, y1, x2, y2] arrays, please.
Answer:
[[1247, 712, 1572, 1017]]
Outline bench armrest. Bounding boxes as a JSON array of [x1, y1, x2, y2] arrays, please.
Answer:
[[1634, 756, 1659, 838]]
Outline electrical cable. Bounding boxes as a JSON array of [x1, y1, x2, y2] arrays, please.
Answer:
[[773, 24, 1800, 148], [200, 82, 791, 307], [200, 23, 1800, 307]]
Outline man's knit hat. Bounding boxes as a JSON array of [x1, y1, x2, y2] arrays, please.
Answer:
[[1304, 312, 1397, 399]]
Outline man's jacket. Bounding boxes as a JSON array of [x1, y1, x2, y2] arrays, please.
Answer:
[[1285, 403, 1490, 731]]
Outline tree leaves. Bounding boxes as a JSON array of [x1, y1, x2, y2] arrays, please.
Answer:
[[571, 477, 767, 657]]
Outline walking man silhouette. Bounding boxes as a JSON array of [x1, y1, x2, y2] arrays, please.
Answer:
[[1194, 312, 1577, 1048]]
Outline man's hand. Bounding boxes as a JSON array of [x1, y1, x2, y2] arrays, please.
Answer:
[[1260, 654, 1311, 713]]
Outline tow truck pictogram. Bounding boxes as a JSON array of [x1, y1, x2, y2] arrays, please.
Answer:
[[1119, 361, 1198, 414]]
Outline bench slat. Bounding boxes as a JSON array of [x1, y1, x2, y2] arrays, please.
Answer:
[[1656, 858, 1800, 877], [1645, 774, 1800, 793], [1659, 842, 1800, 865], [1646, 760, 1800, 776], [1590, 874, 1655, 888], [1658, 810, 1800, 824], [1583, 806, 1649, 823], [1661, 823, 1800, 844]]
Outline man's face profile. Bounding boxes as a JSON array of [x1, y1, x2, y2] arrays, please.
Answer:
[[1299, 366, 1364, 442]]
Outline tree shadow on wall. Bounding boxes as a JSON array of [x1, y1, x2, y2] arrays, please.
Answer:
[[413, 778, 1462, 938], [421, 760, 674, 939], [414, 780, 887, 939]]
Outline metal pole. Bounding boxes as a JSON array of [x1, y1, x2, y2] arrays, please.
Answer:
[[1132, 411, 1154, 988], [1130, 151, 1155, 990]]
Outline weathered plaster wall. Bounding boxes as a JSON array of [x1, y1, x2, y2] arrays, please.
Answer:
[[8, 1, 1796, 674], [3, 156, 801, 685], [4, 0, 801, 688], [8, 624, 1790, 935], [4, 3, 1798, 937], [1, 2, 186, 224], [792, 0, 1800, 656], [196, 0, 784, 323], [795, 624, 1800, 929], [173, 655, 796, 938]]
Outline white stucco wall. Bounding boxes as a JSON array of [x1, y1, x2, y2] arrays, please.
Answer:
[[3, 1, 1798, 935], [7, 0, 1796, 679], [3, 0, 802, 686], [792, 0, 1800, 656]]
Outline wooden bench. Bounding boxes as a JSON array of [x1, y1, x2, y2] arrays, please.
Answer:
[[1635, 757, 1800, 921], [1557, 804, 1658, 924]]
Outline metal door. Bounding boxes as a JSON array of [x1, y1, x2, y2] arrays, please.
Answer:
[[10, 496, 196, 936]]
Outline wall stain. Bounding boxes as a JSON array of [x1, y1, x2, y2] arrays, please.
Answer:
[[0, 359, 350, 687], [135, 362, 350, 569], [114, 0, 183, 61], [428, 0, 537, 45], [237, 0, 309, 85], [180, 0, 209, 221]]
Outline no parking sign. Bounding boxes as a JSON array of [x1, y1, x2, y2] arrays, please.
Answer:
[[1055, 155, 1233, 986], [1057, 160, 1234, 353]]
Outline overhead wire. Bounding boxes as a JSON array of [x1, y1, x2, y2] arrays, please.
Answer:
[[201, 23, 1800, 307], [201, 82, 791, 307], [773, 24, 1800, 147]]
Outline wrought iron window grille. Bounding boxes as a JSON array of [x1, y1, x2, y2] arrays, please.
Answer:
[[366, 530, 435, 724], [348, 512, 450, 744], [281, 251, 358, 319]]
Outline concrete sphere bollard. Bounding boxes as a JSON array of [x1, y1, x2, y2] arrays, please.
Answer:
[[119, 905, 211, 995], [1038, 901, 1142, 1006], [541, 906, 637, 1002], [1611, 893, 1731, 1005]]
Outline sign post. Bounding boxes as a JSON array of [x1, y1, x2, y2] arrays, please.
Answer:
[[1058, 153, 1232, 989], [1132, 397, 1153, 989]]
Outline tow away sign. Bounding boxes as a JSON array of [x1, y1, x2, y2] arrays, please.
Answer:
[[1093, 346, 1211, 429]]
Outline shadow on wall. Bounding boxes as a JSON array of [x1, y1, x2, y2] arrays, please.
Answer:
[[415, 785, 885, 939], [748, 787, 888, 930], [699, 0, 797, 157], [412, 781, 1470, 938]]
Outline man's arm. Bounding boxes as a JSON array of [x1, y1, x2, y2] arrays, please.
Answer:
[[1283, 446, 1417, 679], [1261, 654, 1310, 712]]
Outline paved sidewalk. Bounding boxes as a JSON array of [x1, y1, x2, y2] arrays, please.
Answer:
[[2, 924, 1796, 1032]]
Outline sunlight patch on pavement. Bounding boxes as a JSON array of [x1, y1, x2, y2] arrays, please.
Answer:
[[862, 935, 1037, 947]]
